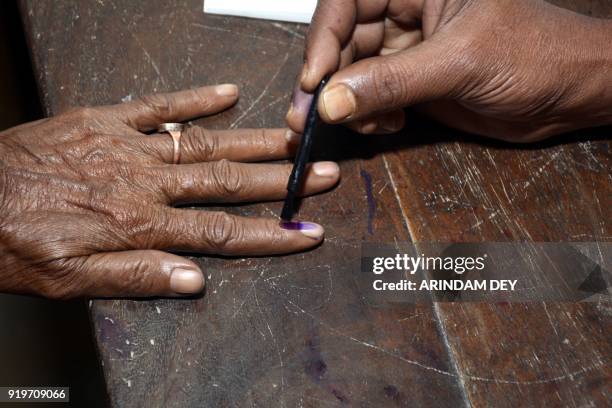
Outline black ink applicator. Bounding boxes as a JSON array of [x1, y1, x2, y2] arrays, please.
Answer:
[[280, 77, 328, 223]]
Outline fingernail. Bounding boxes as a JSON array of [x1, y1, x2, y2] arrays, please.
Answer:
[[170, 267, 204, 294], [381, 123, 398, 133], [360, 122, 378, 134], [285, 129, 301, 144], [321, 84, 356, 122], [215, 84, 238, 97], [312, 161, 339, 177], [280, 221, 324, 239], [299, 222, 324, 239], [381, 117, 404, 133]]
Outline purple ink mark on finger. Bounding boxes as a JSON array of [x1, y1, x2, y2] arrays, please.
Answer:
[[360, 168, 376, 235], [290, 82, 315, 131], [280, 221, 318, 231]]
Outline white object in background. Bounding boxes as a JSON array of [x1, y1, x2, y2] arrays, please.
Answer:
[[204, 0, 317, 24]]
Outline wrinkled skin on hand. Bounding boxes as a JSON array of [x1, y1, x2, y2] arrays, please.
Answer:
[[0, 85, 340, 298], [287, 0, 612, 141]]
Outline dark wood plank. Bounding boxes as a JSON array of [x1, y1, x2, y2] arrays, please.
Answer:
[[385, 124, 611, 406], [19, 1, 470, 407], [382, 0, 612, 404]]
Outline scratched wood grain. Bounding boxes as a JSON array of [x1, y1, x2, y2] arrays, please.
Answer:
[[19, 1, 470, 407], [381, 0, 612, 405], [19, 0, 611, 407]]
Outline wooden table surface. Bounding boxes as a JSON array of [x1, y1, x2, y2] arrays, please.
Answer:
[[20, 1, 610, 406]]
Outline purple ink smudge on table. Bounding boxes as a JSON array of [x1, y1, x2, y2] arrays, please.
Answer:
[[302, 326, 351, 404], [303, 327, 327, 382], [360, 168, 376, 235], [384, 384, 400, 400]]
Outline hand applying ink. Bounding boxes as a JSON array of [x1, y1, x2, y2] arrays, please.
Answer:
[[286, 0, 612, 142]]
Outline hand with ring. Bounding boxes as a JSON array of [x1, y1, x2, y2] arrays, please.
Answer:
[[0, 84, 340, 299]]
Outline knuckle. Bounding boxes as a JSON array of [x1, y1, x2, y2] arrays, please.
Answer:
[[126, 205, 166, 248], [68, 106, 97, 121], [83, 184, 150, 239], [203, 211, 241, 252], [449, 36, 482, 69], [63, 107, 99, 127], [184, 126, 218, 159], [85, 133, 112, 149], [370, 63, 410, 107], [85, 183, 117, 213], [116, 204, 154, 243], [108, 203, 136, 229], [191, 89, 215, 111], [211, 159, 245, 197], [266, 221, 286, 246], [121, 257, 155, 293], [254, 129, 275, 153], [139, 94, 174, 119], [442, 29, 489, 84]]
